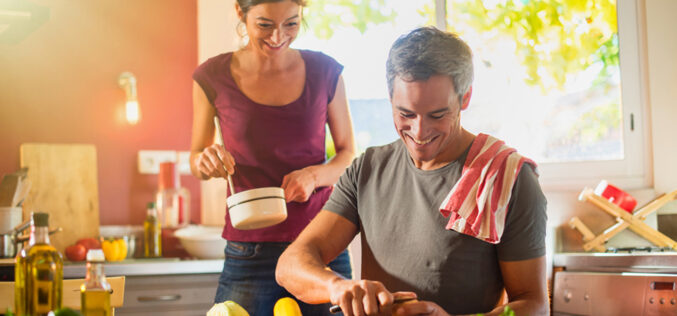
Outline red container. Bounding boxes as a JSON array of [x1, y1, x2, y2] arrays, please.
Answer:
[[594, 180, 637, 213]]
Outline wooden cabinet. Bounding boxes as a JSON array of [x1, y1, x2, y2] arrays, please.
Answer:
[[116, 273, 219, 316]]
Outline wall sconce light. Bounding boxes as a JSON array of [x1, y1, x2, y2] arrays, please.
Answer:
[[118, 71, 140, 125]]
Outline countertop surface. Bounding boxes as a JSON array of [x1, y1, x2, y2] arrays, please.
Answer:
[[0, 257, 224, 279], [553, 251, 677, 273]]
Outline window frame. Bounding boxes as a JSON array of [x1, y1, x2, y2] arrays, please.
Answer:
[[436, 0, 651, 190]]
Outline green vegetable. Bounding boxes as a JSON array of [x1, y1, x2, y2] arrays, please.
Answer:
[[54, 308, 83, 316], [500, 306, 516, 316], [474, 305, 516, 316], [5, 307, 15, 316]]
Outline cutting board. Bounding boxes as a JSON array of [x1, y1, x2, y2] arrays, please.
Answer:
[[200, 178, 227, 227], [19, 143, 100, 253]]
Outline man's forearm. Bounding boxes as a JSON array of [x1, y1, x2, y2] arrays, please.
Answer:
[[275, 243, 347, 304]]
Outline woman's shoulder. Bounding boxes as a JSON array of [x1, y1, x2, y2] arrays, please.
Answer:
[[195, 52, 234, 73], [298, 49, 341, 68]]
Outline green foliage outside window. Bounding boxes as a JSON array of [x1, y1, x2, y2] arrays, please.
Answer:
[[303, 0, 396, 39], [448, 0, 618, 92], [447, 0, 621, 149], [309, 0, 622, 158]]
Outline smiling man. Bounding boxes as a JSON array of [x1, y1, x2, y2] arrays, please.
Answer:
[[276, 27, 549, 316]]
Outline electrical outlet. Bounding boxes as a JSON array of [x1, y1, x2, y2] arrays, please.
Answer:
[[138, 150, 177, 174]]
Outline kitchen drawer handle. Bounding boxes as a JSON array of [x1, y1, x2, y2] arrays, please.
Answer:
[[137, 294, 182, 302]]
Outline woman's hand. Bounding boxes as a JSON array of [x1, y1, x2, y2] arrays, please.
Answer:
[[281, 167, 317, 202], [194, 144, 235, 179], [392, 300, 449, 316]]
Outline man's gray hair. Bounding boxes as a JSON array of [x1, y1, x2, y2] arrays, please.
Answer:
[[386, 27, 474, 103]]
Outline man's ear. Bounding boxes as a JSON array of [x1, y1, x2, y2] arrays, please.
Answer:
[[460, 86, 472, 110]]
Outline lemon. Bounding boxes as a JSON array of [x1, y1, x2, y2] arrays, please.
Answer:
[[207, 300, 250, 316], [274, 297, 302, 316]]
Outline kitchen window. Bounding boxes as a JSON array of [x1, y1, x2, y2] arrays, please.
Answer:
[[294, 0, 649, 190]]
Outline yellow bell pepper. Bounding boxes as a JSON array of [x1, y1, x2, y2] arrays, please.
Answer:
[[274, 297, 302, 316], [102, 238, 128, 261]]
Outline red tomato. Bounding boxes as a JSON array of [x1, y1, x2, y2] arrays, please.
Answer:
[[76, 238, 102, 251], [65, 244, 87, 261]]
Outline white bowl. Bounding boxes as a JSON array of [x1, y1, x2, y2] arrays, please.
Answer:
[[226, 187, 287, 230], [174, 225, 227, 259]]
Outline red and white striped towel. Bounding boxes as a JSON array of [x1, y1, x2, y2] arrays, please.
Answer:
[[439, 133, 536, 244]]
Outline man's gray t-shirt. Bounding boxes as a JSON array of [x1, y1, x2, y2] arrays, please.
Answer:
[[324, 140, 547, 314]]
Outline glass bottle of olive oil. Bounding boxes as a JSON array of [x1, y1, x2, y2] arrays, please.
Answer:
[[14, 247, 27, 315], [144, 202, 162, 257], [20, 212, 64, 315], [80, 249, 112, 316]]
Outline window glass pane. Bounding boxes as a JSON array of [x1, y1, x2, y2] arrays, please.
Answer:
[[294, 0, 435, 152], [447, 0, 622, 163]]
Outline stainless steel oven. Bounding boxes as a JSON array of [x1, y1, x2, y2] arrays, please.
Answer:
[[553, 251, 677, 315]]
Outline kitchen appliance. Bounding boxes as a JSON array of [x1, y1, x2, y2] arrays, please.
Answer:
[[553, 250, 677, 315]]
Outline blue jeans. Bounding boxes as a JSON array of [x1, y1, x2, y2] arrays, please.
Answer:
[[214, 241, 352, 316]]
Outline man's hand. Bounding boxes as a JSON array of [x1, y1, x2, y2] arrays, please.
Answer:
[[392, 300, 449, 316], [328, 278, 417, 316]]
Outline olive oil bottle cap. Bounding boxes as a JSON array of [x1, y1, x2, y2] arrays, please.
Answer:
[[32, 212, 49, 227], [87, 249, 106, 262]]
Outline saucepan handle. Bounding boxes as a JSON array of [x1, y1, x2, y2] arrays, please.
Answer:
[[213, 116, 236, 196]]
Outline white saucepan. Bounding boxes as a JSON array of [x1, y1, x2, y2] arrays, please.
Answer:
[[213, 116, 288, 230], [226, 187, 287, 230]]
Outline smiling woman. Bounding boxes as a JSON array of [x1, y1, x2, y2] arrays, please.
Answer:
[[237, 0, 303, 58], [189, 0, 356, 314]]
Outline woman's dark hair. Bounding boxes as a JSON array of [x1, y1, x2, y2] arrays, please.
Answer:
[[237, 0, 307, 21]]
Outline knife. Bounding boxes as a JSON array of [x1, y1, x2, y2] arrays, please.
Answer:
[[329, 297, 417, 314]]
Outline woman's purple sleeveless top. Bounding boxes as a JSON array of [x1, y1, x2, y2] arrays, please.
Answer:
[[193, 50, 343, 242]]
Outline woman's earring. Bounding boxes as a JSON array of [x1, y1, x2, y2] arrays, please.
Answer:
[[236, 21, 247, 38], [236, 21, 249, 47]]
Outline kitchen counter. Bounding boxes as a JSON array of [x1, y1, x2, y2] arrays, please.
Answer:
[[1, 258, 223, 315], [66, 258, 224, 278], [553, 251, 677, 273], [0, 257, 223, 279]]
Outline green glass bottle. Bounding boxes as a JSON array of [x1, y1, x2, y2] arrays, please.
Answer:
[[144, 202, 162, 257], [24, 212, 63, 315]]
